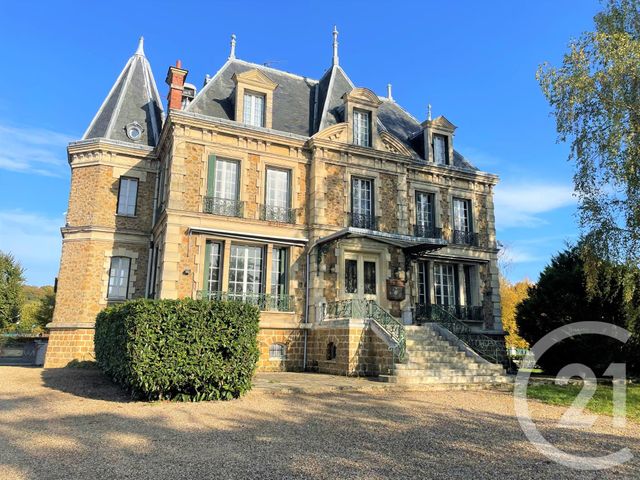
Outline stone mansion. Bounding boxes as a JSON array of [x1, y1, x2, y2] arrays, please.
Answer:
[[45, 31, 506, 383]]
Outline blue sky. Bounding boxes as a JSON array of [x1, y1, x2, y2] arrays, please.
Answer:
[[0, 0, 600, 286]]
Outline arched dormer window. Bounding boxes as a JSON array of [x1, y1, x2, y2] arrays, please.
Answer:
[[343, 88, 382, 148]]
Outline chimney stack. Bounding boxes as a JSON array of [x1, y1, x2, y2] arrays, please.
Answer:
[[165, 60, 188, 110]]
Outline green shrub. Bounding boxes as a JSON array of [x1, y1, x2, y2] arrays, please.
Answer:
[[94, 298, 260, 401]]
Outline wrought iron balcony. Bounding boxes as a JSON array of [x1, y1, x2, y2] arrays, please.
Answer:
[[196, 290, 295, 312], [203, 196, 244, 218], [260, 204, 297, 224], [450, 229, 479, 247], [413, 224, 443, 239], [349, 213, 378, 230], [414, 304, 484, 323]]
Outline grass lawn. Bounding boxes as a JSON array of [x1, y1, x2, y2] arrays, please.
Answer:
[[527, 383, 640, 423]]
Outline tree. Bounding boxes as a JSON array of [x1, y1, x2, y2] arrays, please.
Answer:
[[16, 285, 55, 333], [0, 251, 25, 331], [499, 276, 531, 350], [34, 286, 55, 331], [537, 0, 640, 291], [516, 245, 640, 375]]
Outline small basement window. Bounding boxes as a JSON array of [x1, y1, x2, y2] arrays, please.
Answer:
[[269, 343, 286, 360], [326, 342, 337, 361]]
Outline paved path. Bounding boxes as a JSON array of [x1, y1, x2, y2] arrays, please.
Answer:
[[1, 366, 639, 479]]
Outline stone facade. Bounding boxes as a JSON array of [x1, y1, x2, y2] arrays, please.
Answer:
[[46, 36, 503, 375]]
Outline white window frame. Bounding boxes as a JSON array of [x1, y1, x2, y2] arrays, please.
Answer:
[[271, 247, 288, 297], [108, 256, 131, 300], [214, 159, 240, 201], [228, 244, 264, 299], [452, 198, 472, 233], [434, 263, 457, 307], [352, 177, 374, 218], [117, 177, 138, 216], [415, 191, 435, 230], [353, 109, 371, 147], [433, 134, 447, 165], [243, 91, 265, 127]]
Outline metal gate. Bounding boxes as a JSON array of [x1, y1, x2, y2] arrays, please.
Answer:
[[0, 337, 45, 365]]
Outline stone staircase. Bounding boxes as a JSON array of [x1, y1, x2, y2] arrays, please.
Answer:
[[379, 325, 509, 386]]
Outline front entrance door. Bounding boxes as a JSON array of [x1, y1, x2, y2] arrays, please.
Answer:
[[343, 253, 379, 304]]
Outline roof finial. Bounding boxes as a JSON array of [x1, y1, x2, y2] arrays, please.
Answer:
[[428, 103, 432, 121], [135, 36, 145, 56], [387, 83, 393, 101], [229, 33, 236, 59], [332, 25, 339, 66]]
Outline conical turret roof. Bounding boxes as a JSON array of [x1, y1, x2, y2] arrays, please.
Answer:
[[83, 37, 163, 147]]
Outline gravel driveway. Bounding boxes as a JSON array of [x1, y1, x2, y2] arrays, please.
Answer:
[[0, 366, 639, 479]]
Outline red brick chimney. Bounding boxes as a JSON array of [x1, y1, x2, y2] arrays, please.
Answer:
[[165, 60, 188, 110]]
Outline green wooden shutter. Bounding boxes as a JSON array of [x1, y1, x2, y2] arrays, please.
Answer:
[[203, 241, 211, 296], [206, 154, 216, 197]]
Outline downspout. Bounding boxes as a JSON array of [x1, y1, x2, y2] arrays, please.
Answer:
[[303, 245, 311, 370], [145, 158, 161, 298]]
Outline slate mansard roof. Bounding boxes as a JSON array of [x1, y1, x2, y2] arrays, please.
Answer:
[[83, 38, 163, 147], [187, 58, 478, 171], [81, 37, 478, 171]]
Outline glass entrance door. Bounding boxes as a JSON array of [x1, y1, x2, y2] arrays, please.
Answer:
[[343, 253, 378, 303], [434, 263, 457, 307]]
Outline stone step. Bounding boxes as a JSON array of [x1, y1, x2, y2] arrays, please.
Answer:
[[406, 345, 462, 353], [379, 374, 508, 385], [406, 337, 451, 346], [393, 368, 504, 378], [407, 350, 468, 360], [405, 333, 441, 341], [396, 361, 500, 372]]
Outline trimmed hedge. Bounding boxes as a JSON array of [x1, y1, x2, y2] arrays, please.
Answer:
[[95, 298, 260, 401]]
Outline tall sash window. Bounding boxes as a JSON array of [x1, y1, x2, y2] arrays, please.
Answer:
[[243, 92, 265, 127]]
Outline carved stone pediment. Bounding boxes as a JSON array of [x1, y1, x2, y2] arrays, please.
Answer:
[[430, 115, 457, 132], [380, 131, 413, 157], [312, 122, 349, 142], [342, 87, 382, 108], [232, 69, 278, 91]]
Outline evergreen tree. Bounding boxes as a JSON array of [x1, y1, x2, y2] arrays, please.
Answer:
[[0, 251, 25, 331]]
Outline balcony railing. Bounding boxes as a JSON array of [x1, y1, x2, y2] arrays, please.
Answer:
[[450, 229, 479, 247], [413, 225, 443, 239], [203, 196, 244, 218], [260, 204, 297, 224], [349, 213, 378, 230], [414, 304, 484, 323], [197, 291, 295, 312]]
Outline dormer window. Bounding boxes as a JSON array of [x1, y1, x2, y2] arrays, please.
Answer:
[[232, 69, 277, 130], [243, 91, 265, 127], [433, 134, 448, 165], [421, 115, 457, 164], [353, 109, 371, 147]]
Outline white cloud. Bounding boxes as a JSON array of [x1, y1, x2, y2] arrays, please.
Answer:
[[0, 123, 75, 177], [0, 210, 64, 285], [494, 183, 577, 229]]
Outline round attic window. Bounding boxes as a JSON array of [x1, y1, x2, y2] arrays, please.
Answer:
[[125, 122, 143, 141]]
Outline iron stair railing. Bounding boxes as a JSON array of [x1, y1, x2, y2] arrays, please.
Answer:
[[418, 304, 507, 365], [322, 299, 406, 361]]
